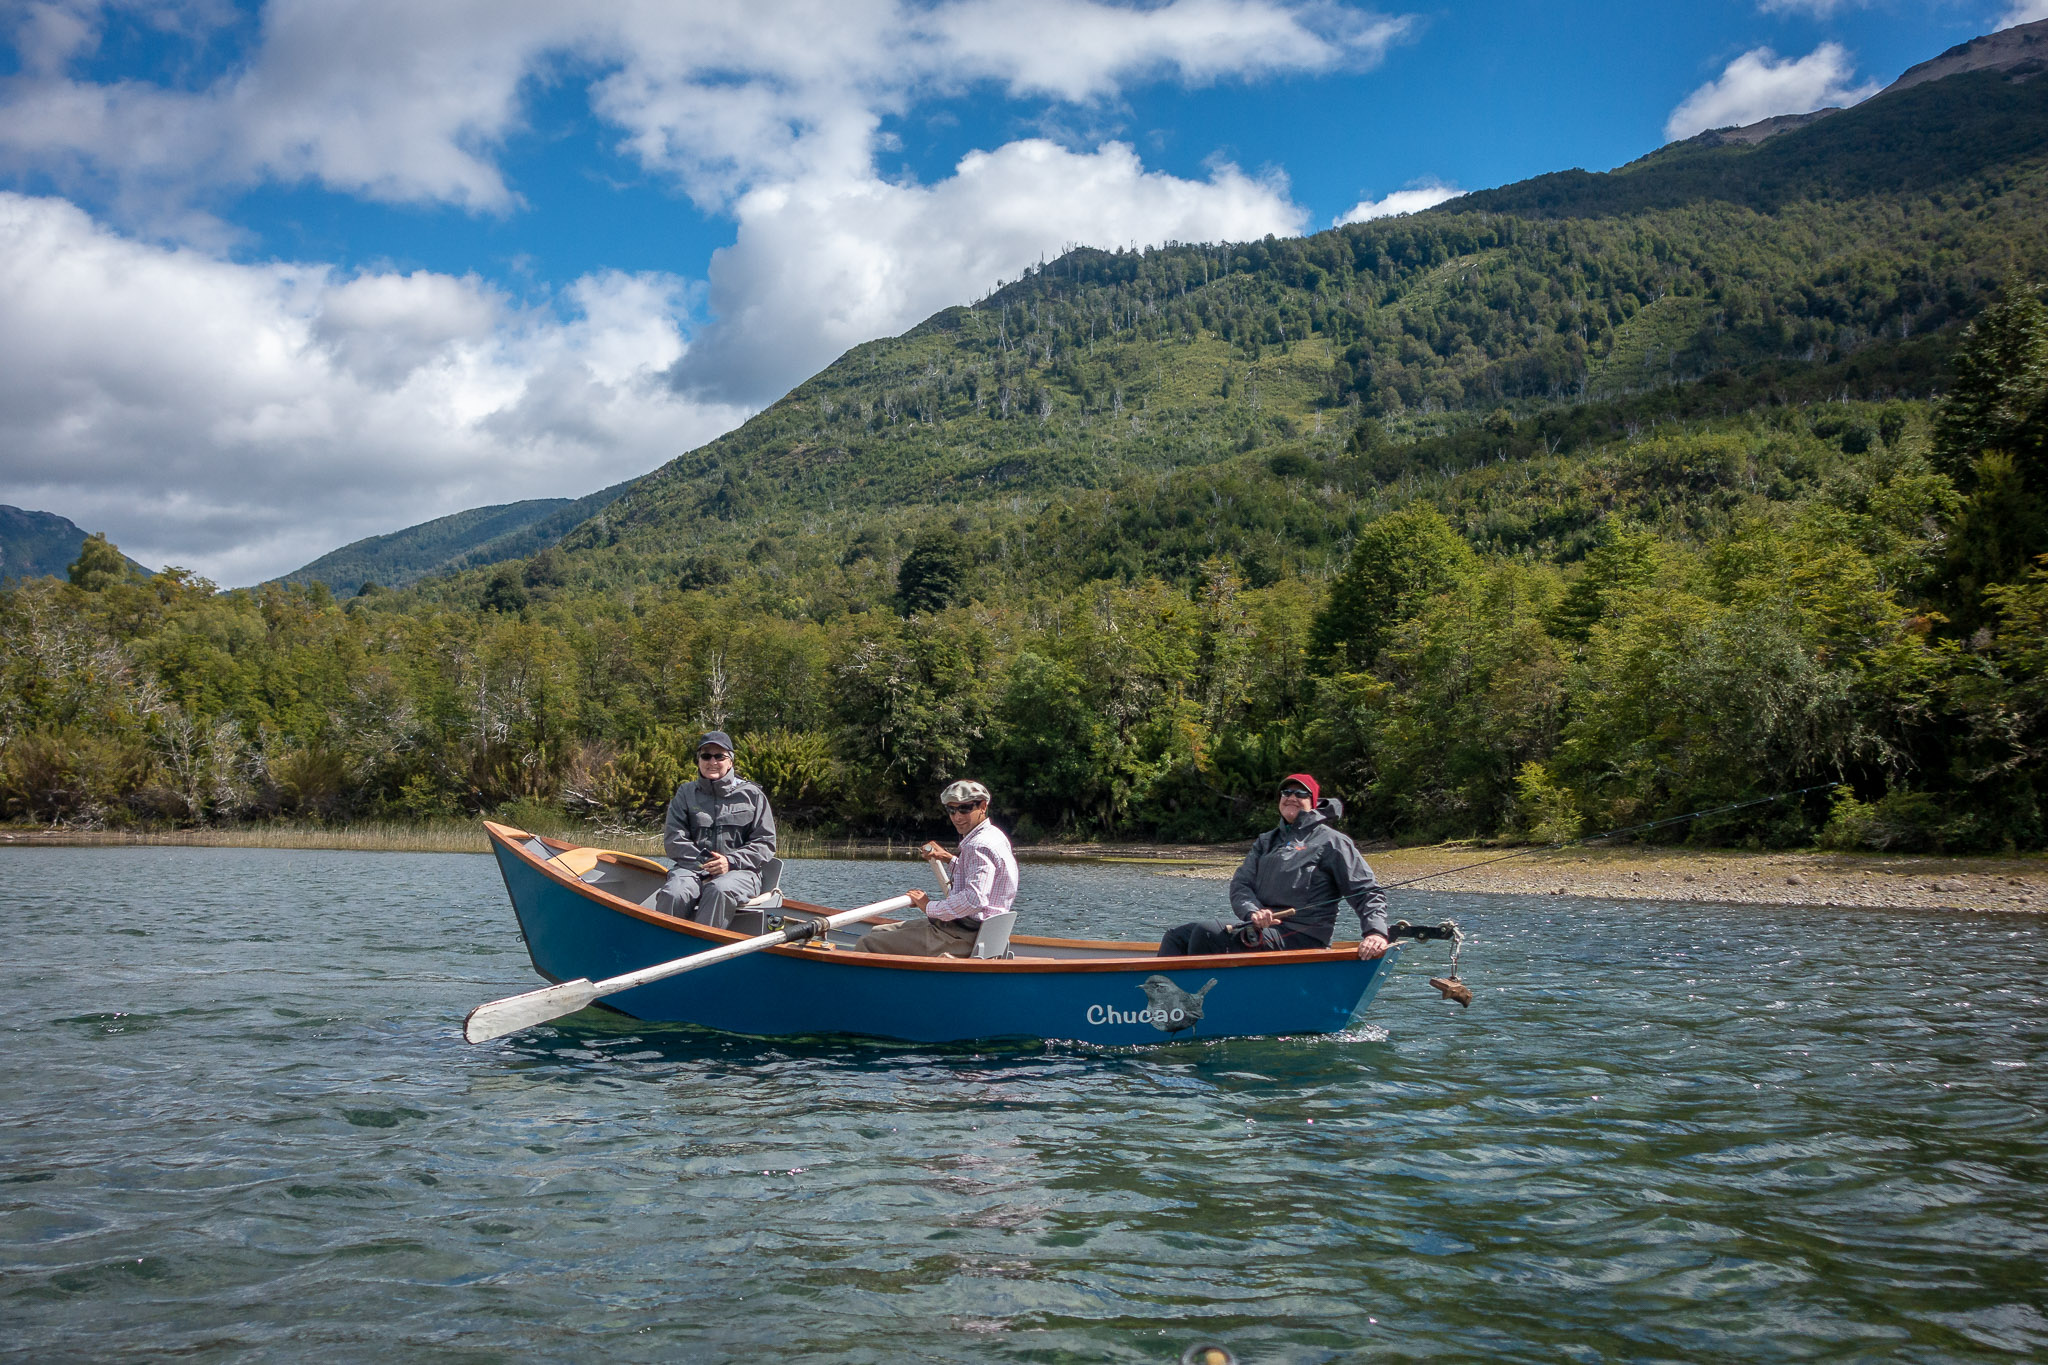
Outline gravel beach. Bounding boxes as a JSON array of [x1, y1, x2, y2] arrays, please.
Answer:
[[1124, 844, 2048, 913], [8, 826, 2040, 914]]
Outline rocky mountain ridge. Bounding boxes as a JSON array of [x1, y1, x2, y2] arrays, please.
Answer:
[[1691, 17, 2046, 149]]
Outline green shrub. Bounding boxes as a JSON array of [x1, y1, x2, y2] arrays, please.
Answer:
[[738, 728, 836, 820], [1515, 762, 1583, 844], [1817, 789, 1878, 850]]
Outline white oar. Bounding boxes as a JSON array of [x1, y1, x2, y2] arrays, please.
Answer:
[[927, 854, 951, 891], [463, 893, 914, 1044]]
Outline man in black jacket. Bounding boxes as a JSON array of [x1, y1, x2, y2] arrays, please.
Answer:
[[1158, 773, 1390, 959], [655, 731, 777, 929]]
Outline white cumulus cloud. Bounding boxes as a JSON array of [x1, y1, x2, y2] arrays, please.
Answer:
[[1665, 42, 1880, 141], [926, 0, 1412, 101], [0, 1, 1418, 578], [0, 193, 747, 584], [0, 0, 1410, 215], [1333, 181, 1462, 225], [1999, 1, 2048, 27], [677, 140, 1303, 404]]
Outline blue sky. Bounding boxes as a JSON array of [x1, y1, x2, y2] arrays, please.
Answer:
[[0, 0, 2034, 583]]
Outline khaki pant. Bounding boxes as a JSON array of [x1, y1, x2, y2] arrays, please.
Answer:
[[852, 915, 980, 957]]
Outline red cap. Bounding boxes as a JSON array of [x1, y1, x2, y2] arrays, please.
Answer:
[[1280, 773, 1320, 803]]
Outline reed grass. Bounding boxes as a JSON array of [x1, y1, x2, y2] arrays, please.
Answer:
[[0, 821, 519, 854], [0, 821, 933, 859]]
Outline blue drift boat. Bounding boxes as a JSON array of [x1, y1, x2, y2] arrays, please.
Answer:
[[478, 821, 1433, 1046]]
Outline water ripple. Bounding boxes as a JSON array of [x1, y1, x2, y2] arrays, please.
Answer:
[[1, 846, 2043, 1362]]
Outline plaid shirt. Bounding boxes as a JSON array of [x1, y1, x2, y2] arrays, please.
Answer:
[[927, 820, 1019, 924]]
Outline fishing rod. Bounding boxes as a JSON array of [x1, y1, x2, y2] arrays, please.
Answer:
[[1377, 781, 1843, 891]]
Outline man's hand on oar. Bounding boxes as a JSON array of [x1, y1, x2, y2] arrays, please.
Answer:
[[1230, 908, 1294, 945], [909, 840, 950, 908], [463, 893, 915, 1044], [919, 841, 952, 884]]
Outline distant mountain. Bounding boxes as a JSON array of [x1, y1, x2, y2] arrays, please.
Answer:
[[1888, 16, 2048, 93], [1462, 19, 2048, 218], [1683, 17, 2048, 151], [1686, 109, 1839, 150], [277, 480, 634, 596], [0, 505, 151, 583]]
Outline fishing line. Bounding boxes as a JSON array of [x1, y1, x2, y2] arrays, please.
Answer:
[[1377, 781, 1843, 891]]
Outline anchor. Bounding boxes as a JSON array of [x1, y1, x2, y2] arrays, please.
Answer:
[[1391, 919, 1470, 1008]]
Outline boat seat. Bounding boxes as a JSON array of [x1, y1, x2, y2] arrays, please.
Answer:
[[597, 849, 671, 876], [971, 911, 1017, 960], [741, 857, 785, 910], [546, 847, 604, 878]]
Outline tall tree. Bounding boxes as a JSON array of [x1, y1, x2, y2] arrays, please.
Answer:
[[1933, 285, 2048, 626], [1310, 507, 1477, 669], [66, 533, 129, 592], [898, 528, 967, 615], [1932, 283, 2048, 491], [1547, 526, 1662, 642]]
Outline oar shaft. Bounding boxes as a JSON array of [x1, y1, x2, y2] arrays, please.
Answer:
[[464, 893, 915, 1043], [591, 894, 914, 995]]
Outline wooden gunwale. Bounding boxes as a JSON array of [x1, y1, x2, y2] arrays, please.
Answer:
[[485, 821, 1365, 975]]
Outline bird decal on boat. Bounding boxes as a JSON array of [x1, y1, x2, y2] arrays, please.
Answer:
[[1138, 975, 1217, 1034]]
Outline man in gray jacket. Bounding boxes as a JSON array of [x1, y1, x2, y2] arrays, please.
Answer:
[[1158, 773, 1390, 959], [655, 731, 777, 929]]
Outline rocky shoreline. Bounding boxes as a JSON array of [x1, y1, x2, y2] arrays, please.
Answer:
[[5, 825, 2041, 913], [1136, 844, 2046, 913]]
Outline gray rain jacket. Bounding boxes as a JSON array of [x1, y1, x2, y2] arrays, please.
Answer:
[[1228, 802, 1387, 947], [663, 771, 777, 873]]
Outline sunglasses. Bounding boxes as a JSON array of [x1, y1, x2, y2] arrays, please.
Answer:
[[944, 801, 985, 814], [1279, 787, 1312, 799], [697, 750, 731, 761]]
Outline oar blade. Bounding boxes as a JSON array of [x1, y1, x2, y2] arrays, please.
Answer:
[[463, 978, 600, 1043]]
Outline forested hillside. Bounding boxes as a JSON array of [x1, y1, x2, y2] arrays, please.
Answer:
[[547, 49, 2044, 592], [5, 48, 2046, 852], [275, 479, 634, 596]]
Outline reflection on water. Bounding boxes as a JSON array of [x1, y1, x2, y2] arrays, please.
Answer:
[[1, 846, 2044, 1362]]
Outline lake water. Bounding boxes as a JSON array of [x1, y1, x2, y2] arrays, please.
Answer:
[[2, 847, 2044, 1363]]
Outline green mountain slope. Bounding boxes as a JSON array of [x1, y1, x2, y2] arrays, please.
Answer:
[[277, 480, 634, 595], [548, 56, 2044, 595], [0, 505, 151, 582]]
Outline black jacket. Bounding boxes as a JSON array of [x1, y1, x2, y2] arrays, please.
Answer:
[[1228, 803, 1387, 946]]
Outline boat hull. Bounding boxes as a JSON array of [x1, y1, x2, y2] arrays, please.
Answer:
[[485, 823, 1402, 1045]]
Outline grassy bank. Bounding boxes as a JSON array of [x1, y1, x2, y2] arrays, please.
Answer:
[[0, 821, 949, 860], [1161, 842, 2048, 913], [0, 821, 532, 854]]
